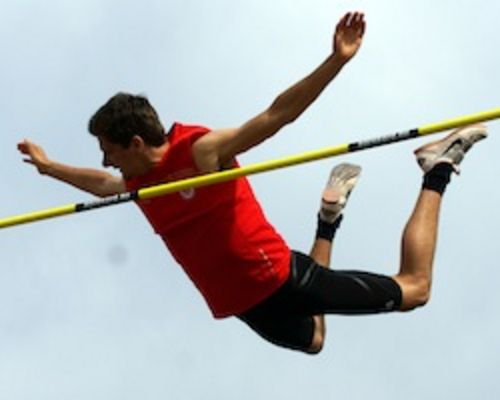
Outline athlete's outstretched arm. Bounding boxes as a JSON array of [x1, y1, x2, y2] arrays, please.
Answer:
[[193, 12, 366, 172], [18, 139, 126, 197]]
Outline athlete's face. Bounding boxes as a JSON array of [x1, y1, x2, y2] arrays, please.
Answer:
[[98, 136, 143, 179]]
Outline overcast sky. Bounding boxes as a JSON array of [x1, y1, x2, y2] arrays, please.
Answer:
[[1, 1, 499, 399]]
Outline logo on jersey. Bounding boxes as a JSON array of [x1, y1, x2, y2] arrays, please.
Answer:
[[180, 188, 195, 200]]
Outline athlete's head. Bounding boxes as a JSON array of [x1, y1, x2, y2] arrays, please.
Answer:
[[89, 93, 167, 178], [89, 92, 166, 147]]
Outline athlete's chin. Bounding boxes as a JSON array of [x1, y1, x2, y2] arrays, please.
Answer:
[[120, 169, 139, 180]]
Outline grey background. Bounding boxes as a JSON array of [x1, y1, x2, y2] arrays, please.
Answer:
[[1, 1, 499, 399]]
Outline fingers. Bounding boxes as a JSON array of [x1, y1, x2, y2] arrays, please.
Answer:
[[17, 141, 29, 155], [17, 139, 38, 155], [355, 13, 366, 36], [17, 140, 35, 164], [17, 139, 32, 153], [337, 12, 351, 30], [17, 139, 45, 164], [17, 139, 50, 173], [337, 11, 366, 36]]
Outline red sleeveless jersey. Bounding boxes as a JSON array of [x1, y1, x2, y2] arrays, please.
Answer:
[[126, 123, 290, 318]]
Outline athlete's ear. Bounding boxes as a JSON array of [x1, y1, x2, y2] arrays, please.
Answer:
[[130, 135, 145, 150]]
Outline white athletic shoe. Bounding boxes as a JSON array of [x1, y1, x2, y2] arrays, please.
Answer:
[[414, 124, 488, 174], [319, 163, 361, 223]]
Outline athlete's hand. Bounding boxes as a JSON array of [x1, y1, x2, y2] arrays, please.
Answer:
[[333, 12, 366, 63], [17, 139, 52, 175]]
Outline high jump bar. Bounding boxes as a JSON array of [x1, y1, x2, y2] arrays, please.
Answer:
[[1, 107, 499, 230]]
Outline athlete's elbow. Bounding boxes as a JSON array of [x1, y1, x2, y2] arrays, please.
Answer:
[[93, 185, 125, 198], [272, 109, 299, 126], [96, 188, 125, 198], [95, 190, 112, 198], [268, 100, 300, 126], [96, 178, 127, 198]]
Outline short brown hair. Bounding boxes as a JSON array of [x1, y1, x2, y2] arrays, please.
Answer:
[[88, 93, 166, 147]]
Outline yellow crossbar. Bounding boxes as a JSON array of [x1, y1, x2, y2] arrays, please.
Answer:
[[1, 107, 499, 230]]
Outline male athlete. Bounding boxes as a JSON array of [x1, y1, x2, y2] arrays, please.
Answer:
[[18, 12, 487, 354]]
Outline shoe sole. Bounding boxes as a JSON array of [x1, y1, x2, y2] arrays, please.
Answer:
[[415, 124, 487, 154], [414, 124, 488, 173], [322, 163, 361, 204]]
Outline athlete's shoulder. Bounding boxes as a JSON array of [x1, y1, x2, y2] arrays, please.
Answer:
[[167, 122, 212, 144]]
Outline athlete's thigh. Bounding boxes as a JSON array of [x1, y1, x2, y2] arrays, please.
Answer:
[[238, 308, 315, 352], [291, 251, 402, 315]]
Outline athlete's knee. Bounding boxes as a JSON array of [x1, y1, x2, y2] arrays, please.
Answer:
[[305, 318, 325, 355], [394, 274, 431, 311], [306, 333, 324, 355]]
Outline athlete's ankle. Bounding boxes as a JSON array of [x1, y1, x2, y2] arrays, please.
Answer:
[[422, 163, 453, 195], [316, 214, 343, 241]]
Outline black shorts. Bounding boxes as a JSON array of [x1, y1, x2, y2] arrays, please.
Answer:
[[238, 251, 402, 352]]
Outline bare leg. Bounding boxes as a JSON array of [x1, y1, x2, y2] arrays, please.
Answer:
[[308, 185, 442, 351], [305, 125, 486, 352], [394, 124, 487, 310], [393, 189, 441, 310]]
